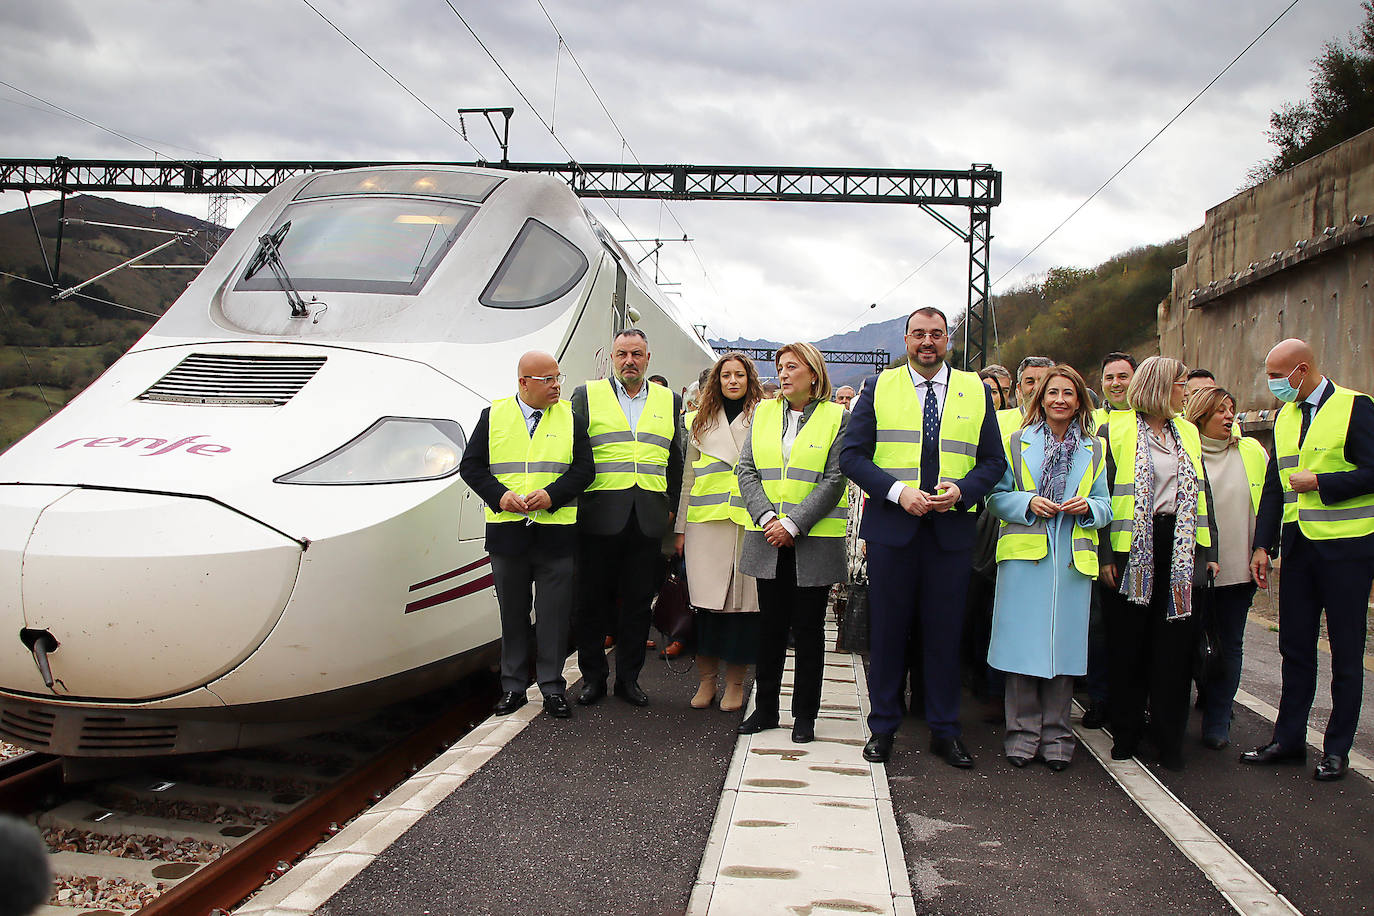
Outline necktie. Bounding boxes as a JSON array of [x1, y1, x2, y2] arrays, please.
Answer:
[[921, 380, 939, 492], [529, 409, 542, 437], [1298, 401, 1313, 447]]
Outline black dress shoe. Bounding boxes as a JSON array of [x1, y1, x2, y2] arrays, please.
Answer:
[[1045, 759, 1070, 772], [1240, 741, 1305, 765], [493, 691, 527, 715], [577, 681, 606, 706], [1110, 742, 1136, 761], [613, 681, 649, 706], [930, 736, 974, 769], [543, 693, 571, 718], [791, 719, 815, 743], [1314, 754, 1349, 781], [738, 710, 780, 735], [1081, 701, 1109, 730], [863, 733, 894, 762], [1006, 754, 1030, 768]]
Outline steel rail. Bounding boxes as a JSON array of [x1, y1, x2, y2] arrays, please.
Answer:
[[0, 750, 63, 814]]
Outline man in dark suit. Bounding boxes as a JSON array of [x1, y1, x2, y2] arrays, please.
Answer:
[[459, 351, 593, 719], [840, 307, 1006, 767], [1243, 338, 1374, 781], [570, 329, 684, 706]]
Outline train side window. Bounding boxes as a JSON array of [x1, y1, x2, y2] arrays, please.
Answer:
[[480, 219, 589, 309]]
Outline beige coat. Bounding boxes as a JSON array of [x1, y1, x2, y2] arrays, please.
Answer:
[[675, 407, 760, 613]]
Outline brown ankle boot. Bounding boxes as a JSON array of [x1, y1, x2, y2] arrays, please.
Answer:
[[691, 656, 719, 708], [720, 663, 748, 712]]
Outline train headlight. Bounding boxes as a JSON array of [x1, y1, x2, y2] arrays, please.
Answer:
[[275, 417, 466, 485]]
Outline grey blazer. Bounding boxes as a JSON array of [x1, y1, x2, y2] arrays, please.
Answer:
[[736, 399, 849, 587]]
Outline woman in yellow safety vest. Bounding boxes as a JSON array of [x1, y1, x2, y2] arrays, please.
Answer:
[[986, 365, 1111, 771], [1185, 386, 1268, 751], [675, 353, 765, 712], [1098, 356, 1219, 771], [734, 342, 849, 744]]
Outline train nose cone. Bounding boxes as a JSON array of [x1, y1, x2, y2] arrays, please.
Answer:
[[0, 488, 302, 700]]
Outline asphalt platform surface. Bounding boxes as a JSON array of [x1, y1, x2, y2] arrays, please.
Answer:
[[318, 653, 742, 916]]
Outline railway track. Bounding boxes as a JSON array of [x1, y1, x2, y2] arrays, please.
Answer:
[[1, 675, 497, 915]]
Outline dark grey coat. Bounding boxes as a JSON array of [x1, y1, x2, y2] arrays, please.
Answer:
[[736, 399, 849, 587]]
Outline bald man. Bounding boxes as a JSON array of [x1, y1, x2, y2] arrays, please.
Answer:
[[459, 351, 594, 719], [1242, 339, 1374, 781]]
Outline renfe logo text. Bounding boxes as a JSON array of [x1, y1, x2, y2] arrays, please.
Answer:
[[55, 435, 232, 457]]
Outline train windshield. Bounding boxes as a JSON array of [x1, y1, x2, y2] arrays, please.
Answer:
[[233, 197, 478, 296]]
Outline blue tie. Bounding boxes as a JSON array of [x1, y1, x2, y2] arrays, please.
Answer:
[[921, 380, 939, 492], [529, 409, 542, 437]]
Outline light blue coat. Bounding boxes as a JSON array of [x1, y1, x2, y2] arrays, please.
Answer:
[[986, 425, 1112, 679]]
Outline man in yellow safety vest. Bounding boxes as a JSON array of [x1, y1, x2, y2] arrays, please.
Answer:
[[1242, 338, 1374, 781], [459, 351, 594, 719]]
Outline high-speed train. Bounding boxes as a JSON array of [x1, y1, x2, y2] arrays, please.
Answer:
[[0, 165, 714, 756]]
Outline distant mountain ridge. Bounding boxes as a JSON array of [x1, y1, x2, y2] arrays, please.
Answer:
[[710, 314, 908, 389]]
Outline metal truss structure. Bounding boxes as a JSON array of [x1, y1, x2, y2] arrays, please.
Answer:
[[0, 156, 1000, 368], [726, 347, 891, 374]]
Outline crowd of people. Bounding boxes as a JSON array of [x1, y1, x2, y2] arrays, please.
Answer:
[[459, 313, 1373, 782]]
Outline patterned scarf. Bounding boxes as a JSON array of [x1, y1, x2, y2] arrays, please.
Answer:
[[1121, 415, 1200, 619], [1037, 420, 1080, 504]]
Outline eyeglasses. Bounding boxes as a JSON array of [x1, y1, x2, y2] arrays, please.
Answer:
[[905, 331, 946, 342], [521, 374, 565, 384]]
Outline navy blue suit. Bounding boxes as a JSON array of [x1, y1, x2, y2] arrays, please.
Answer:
[[1253, 381, 1374, 759], [840, 369, 1006, 738]]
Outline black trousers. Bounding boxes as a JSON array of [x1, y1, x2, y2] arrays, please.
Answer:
[[1273, 534, 1374, 758], [491, 551, 574, 695], [754, 546, 828, 722], [574, 515, 661, 687], [1104, 515, 1199, 760]]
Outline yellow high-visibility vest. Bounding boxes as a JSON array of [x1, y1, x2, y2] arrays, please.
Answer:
[[1273, 385, 1374, 539], [1105, 409, 1212, 552], [1236, 437, 1268, 514], [684, 409, 744, 524], [585, 379, 675, 492], [484, 396, 577, 525], [746, 399, 848, 537], [997, 408, 1024, 442], [871, 365, 986, 503], [995, 429, 1105, 577]]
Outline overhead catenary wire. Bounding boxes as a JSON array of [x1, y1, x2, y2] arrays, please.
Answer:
[[0, 271, 163, 319], [832, 236, 958, 337], [991, 0, 1302, 289], [0, 91, 220, 161]]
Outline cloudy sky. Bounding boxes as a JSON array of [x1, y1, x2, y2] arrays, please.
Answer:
[[0, 0, 1363, 341]]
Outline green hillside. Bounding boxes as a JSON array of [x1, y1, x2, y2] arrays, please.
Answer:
[[0, 195, 215, 450]]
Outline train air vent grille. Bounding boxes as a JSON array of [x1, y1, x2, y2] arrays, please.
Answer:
[[77, 715, 178, 752], [139, 353, 327, 406], [0, 706, 56, 748]]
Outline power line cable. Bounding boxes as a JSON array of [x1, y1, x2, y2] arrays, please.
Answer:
[[0, 80, 202, 163], [0, 92, 220, 160], [300, 0, 487, 159], [832, 236, 958, 336], [992, 0, 1302, 288], [0, 271, 163, 319]]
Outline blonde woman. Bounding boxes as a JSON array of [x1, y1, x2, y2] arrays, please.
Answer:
[[987, 366, 1111, 771], [735, 343, 849, 744], [1184, 386, 1267, 749], [675, 353, 765, 711], [1099, 356, 1219, 770]]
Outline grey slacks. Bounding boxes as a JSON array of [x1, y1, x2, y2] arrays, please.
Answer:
[[491, 551, 575, 695], [1004, 673, 1076, 762]]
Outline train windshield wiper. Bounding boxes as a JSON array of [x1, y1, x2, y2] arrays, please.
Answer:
[[245, 221, 310, 319]]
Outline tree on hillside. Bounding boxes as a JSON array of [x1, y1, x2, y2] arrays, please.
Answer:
[[1248, 1, 1374, 184]]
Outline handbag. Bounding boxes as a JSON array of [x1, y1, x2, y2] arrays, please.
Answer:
[[837, 583, 870, 654], [652, 559, 694, 648], [1192, 572, 1218, 684]]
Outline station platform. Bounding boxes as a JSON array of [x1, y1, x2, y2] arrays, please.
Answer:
[[239, 615, 1374, 916]]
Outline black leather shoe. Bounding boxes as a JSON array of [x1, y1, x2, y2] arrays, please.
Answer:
[[1240, 741, 1305, 765], [1314, 754, 1349, 781], [493, 691, 527, 715], [863, 733, 894, 762], [738, 710, 780, 735], [1045, 759, 1070, 773], [613, 681, 649, 706], [543, 693, 571, 718], [1081, 701, 1109, 730], [577, 681, 606, 706], [1110, 742, 1136, 761], [931, 736, 974, 769], [1006, 754, 1030, 769], [791, 719, 815, 743], [1201, 735, 1229, 751]]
